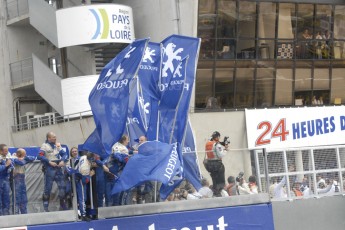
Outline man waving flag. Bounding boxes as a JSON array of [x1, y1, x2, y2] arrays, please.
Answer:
[[112, 141, 182, 195]]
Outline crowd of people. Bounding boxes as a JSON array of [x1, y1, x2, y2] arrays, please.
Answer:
[[269, 173, 341, 199], [0, 131, 160, 219], [0, 130, 342, 220], [298, 28, 332, 59]]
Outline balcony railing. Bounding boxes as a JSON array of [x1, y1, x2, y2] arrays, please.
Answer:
[[10, 57, 34, 88], [12, 110, 93, 132]]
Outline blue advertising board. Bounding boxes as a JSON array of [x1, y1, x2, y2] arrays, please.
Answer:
[[28, 203, 274, 230], [9, 145, 69, 158]]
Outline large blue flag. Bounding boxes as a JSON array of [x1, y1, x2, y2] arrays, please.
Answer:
[[84, 39, 148, 154], [112, 141, 182, 196], [158, 35, 200, 199], [138, 42, 162, 141]]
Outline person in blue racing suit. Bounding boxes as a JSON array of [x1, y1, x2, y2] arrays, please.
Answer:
[[12, 148, 36, 214], [37, 131, 69, 212], [0, 144, 13, 215], [104, 152, 128, 206]]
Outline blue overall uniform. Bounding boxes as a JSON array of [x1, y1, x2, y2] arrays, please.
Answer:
[[93, 153, 107, 208], [37, 141, 68, 212], [0, 158, 13, 215], [72, 155, 91, 218], [12, 156, 36, 214], [104, 153, 127, 206]]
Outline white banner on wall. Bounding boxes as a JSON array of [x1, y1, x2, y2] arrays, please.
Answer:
[[56, 4, 134, 47], [245, 106, 345, 150]]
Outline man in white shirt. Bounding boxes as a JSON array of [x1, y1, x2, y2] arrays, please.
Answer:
[[198, 178, 213, 198]]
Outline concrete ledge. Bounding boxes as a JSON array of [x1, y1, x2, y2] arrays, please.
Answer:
[[0, 194, 270, 228], [0, 210, 78, 228], [98, 193, 270, 219]]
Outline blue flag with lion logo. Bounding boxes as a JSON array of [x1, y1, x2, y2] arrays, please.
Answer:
[[158, 35, 201, 199]]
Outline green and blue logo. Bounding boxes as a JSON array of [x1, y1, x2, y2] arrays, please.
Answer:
[[89, 8, 132, 41], [89, 9, 109, 39]]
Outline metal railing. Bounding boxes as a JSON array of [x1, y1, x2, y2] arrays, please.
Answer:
[[10, 57, 34, 87], [12, 110, 93, 132], [254, 145, 345, 200]]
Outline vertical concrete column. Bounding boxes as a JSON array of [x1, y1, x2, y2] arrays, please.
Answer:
[[295, 150, 304, 182]]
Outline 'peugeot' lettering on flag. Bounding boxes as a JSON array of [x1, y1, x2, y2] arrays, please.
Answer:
[[112, 141, 182, 195], [182, 121, 202, 190], [84, 38, 148, 154]]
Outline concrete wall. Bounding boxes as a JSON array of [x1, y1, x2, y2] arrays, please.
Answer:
[[0, 0, 16, 145], [2, 191, 345, 230], [11, 110, 252, 183], [115, 0, 197, 42], [272, 195, 345, 230]]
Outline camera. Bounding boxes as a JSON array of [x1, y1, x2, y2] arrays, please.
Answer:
[[220, 136, 230, 146], [236, 172, 244, 182]]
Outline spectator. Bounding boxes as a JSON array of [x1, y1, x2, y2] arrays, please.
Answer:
[[224, 176, 237, 196], [204, 131, 228, 196], [269, 178, 277, 198], [12, 148, 35, 214], [0, 144, 13, 215], [237, 176, 258, 195], [317, 178, 334, 195], [37, 131, 69, 212], [198, 178, 213, 198], [315, 31, 323, 40], [302, 28, 312, 39], [273, 176, 287, 199], [317, 175, 326, 189], [186, 185, 203, 200], [248, 175, 259, 194], [300, 177, 310, 197], [325, 178, 340, 194], [291, 180, 303, 197], [322, 30, 331, 40], [220, 188, 229, 197]]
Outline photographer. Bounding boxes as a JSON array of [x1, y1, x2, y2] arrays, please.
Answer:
[[204, 131, 228, 196], [237, 173, 258, 195]]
